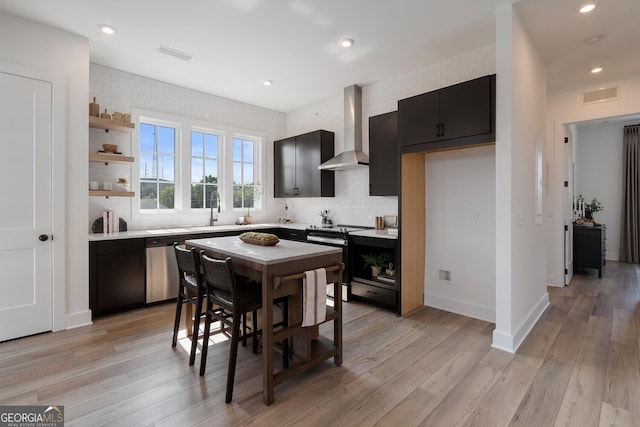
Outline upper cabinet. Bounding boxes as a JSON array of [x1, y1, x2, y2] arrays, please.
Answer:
[[369, 111, 398, 196], [274, 130, 335, 198], [398, 74, 495, 152]]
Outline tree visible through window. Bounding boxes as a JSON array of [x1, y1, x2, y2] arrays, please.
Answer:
[[233, 137, 255, 209], [191, 130, 219, 209], [139, 122, 176, 210]]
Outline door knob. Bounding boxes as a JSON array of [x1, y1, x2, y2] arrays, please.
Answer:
[[39, 234, 49, 241]]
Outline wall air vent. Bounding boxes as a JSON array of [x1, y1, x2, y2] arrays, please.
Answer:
[[582, 86, 620, 104]]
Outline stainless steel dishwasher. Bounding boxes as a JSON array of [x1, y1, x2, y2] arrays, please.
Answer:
[[145, 235, 198, 304]]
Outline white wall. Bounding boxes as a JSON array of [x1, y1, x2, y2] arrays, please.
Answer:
[[284, 44, 496, 230], [284, 44, 498, 321], [574, 120, 636, 261], [89, 64, 286, 229], [494, 5, 549, 353], [0, 12, 90, 328], [547, 75, 640, 287], [425, 145, 496, 322], [89, 44, 499, 324]]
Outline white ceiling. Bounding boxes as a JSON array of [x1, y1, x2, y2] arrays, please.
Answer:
[[515, 0, 640, 92], [0, 0, 637, 112]]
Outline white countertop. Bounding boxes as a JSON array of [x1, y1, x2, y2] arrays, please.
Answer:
[[88, 222, 308, 241], [89, 222, 398, 242], [186, 235, 342, 265], [349, 229, 398, 240]]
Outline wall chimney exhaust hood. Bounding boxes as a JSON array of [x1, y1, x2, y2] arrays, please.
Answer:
[[318, 85, 369, 170]]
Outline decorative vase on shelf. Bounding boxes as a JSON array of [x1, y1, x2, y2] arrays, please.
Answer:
[[89, 97, 99, 117], [371, 266, 382, 277]]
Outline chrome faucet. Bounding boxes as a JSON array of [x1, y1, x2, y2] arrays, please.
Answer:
[[209, 191, 220, 226]]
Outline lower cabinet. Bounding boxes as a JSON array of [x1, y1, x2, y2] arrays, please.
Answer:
[[273, 227, 307, 242], [88, 227, 310, 318], [89, 239, 145, 317], [349, 235, 399, 313], [573, 225, 606, 278]]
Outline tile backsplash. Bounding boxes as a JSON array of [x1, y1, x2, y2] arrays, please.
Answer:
[[89, 43, 495, 230]]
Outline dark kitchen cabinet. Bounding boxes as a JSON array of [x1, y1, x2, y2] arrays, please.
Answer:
[[89, 238, 145, 317], [350, 235, 399, 313], [399, 74, 495, 152], [369, 111, 398, 196], [573, 225, 606, 278], [274, 130, 335, 198], [274, 136, 296, 198], [274, 227, 307, 242]]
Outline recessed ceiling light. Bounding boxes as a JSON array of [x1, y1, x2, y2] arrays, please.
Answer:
[[591, 66, 603, 74], [263, 80, 273, 86], [579, 4, 596, 13], [98, 24, 118, 35], [340, 38, 354, 48]]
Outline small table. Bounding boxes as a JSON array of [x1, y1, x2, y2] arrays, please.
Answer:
[[573, 224, 606, 278], [186, 236, 343, 405]]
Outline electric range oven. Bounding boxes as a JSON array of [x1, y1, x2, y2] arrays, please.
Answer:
[[305, 224, 367, 301]]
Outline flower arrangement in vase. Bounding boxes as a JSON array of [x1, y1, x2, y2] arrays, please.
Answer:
[[574, 194, 604, 224], [244, 182, 262, 224]]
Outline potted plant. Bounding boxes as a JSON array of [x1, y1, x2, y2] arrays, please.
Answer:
[[361, 252, 393, 277], [584, 197, 604, 220]]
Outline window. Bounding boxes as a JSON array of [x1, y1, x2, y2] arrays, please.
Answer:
[[232, 137, 256, 209], [139, 122, 176, 210], [191, 130, 219, 209], [132, 108, 265, 222]]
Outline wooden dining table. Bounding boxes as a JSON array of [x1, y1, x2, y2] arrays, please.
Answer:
[[185, 235, 344, 405]]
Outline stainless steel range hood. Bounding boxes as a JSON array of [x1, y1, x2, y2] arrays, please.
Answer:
[[318, 85, 369, 170]]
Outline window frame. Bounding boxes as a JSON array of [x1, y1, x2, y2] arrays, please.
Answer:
[[137, 117, 181, 212], [190, 127, 222, 211], [130, 108, 265, 226], [232, 135, 261, 211]]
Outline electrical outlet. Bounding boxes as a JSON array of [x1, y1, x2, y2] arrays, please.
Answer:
[[439, 269, 451, 281], [473, 211, 481, 222]]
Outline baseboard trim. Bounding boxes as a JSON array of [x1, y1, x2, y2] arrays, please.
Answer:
[[491, 291, 549, 353], [425, 292, 495, 323], [65, 310, 93, 330]]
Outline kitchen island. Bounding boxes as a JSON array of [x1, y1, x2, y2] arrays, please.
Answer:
[[88, 223, 309, 316], [186, 235, 344, 405]]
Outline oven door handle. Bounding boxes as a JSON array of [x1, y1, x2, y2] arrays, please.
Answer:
[[306, 235, 347, 246]]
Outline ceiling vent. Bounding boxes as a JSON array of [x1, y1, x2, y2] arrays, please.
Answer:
[[157, 45, 193, 62], [582, 86, 620, 104]]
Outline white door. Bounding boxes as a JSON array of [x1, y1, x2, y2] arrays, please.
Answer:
[[563, 126, 574, 285], [0, 69, 53, 342]]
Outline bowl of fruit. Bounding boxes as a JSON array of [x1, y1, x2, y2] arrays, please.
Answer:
[[239, 232, 279, 246]]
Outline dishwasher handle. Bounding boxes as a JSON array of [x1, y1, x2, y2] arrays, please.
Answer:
[[146, 238, 180, 248]]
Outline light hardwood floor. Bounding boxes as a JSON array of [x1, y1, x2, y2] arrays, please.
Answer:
[[1, 262, 638, 426]]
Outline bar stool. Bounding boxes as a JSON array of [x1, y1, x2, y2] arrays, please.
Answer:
[[198, 253, 262, 402], [171, 243, 207, 366]]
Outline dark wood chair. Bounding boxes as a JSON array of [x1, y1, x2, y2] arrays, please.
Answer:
[[171, 243, 207, 366], [198, 252, 263, 402]]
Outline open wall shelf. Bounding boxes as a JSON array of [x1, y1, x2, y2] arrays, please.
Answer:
[[89, 116, 135, 132]]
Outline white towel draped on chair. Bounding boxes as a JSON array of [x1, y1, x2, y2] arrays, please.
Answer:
[[302, 268, 327, 327]]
